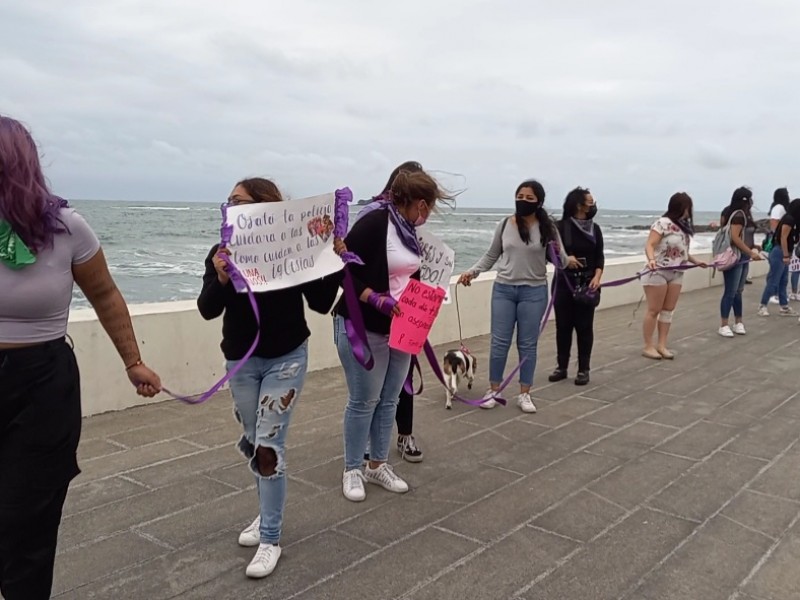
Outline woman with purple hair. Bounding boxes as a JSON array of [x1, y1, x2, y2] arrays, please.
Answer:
[[0, 116, 162, 600]]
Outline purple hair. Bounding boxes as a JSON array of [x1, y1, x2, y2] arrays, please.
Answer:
[[0, 116, 68, 252]]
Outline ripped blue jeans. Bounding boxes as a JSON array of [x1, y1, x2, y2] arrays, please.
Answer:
[[227, 341, 308, 545]]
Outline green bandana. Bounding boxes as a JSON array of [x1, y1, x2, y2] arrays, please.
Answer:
[[0, 220, 37, 270]]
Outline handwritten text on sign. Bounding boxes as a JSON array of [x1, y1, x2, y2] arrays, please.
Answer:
[[416, 228, 455, 304], [389, 280, 447, 354], [227, 193, 343, 292]]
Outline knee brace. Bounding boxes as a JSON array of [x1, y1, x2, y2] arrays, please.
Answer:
[[658, 310, 674, 323]]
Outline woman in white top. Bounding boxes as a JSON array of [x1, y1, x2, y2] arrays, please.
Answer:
[[641, 192, 707, 359], [764, 188, 790, 304]]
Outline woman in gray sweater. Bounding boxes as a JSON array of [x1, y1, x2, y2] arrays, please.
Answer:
[[458, 180, 574, 413]]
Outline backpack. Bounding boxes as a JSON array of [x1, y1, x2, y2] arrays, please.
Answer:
[[712, 209, 745, 271]]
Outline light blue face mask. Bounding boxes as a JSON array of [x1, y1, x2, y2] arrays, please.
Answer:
[[0, 220, 36, 269]]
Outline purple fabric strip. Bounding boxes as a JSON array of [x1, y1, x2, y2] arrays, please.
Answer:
[[163, 202, 261, 404], [421, 340, 508, 406], [403, 355, 424, 396]]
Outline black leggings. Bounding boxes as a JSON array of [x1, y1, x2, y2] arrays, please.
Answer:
[[554, 281, 597, 372], [396, 363, 414, 436], [0, 339, 81, 600]]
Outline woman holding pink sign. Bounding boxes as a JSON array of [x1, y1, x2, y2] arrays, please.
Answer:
[[333, 169, 450, 502]]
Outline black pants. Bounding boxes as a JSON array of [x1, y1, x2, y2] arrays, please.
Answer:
[[554, 281, 596, 372], [395, 361, 415, 436], [0, 339, 82, 600]]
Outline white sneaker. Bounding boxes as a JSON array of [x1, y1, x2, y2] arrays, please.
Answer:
[[780, 306, 798, 317], [732, 323, 746, 335], [363, 463, 409, 493], [479, 390, 498, 409], [769, 296, 779, 304], [245, 543, 281, 578], [790, 293, 800, 301], [238, 516, 261, 547], [342, 469, 366, 502], [758, 306, 770, 317], [516, 392, 537, 413], [718, 325, 734, 338]]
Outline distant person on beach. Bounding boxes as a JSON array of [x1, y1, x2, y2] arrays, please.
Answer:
[[356, 161, 425, 463], [718, 187, 762, 337], [334, 170, 450, 502], [641, 192, 707, 359], [764, 188, 791, 304], [549, 187, 604, 386], [458, 180, 573, 412], [197, 178, 341, 579], [758, 198, 800, 317], [0, 115, 162, 600]]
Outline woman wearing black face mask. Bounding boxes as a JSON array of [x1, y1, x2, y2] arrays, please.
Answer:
[[548, 187, 604, 386], [458, 180, 576, 413]]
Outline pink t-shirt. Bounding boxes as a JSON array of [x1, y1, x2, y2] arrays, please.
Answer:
[[0, 208, 100, 343]]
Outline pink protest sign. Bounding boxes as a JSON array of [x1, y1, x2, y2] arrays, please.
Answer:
[[389, 280, 447, 355]]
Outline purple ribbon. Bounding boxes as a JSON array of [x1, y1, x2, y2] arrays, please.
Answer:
[[162, 202, 261, 404]]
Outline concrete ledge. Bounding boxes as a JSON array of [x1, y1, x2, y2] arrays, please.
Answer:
[[68, 253, 768, 416]]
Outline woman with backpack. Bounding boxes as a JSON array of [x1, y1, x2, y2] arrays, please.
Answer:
[[763, 188, 791, 305], [457, 180, 574, 412], [759, 199, 800, 317], [718, 187, 762, 337]]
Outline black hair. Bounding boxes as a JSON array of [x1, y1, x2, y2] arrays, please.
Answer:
[[771, 187, 790, 212], [562, 187, 591, 219], [381, 161, 423, 194], [514, 179, 556, 246], [663, 192, 694, 236]]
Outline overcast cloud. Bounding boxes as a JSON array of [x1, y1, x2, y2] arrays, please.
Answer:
[[2, 0, 800, 209]]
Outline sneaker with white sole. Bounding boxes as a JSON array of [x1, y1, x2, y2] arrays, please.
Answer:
[[758, 305, 770, 317], [516, 392, 537, 413], [780, 306, 798, 317], [238, 516, 261, 547], [769, 296, 779, 304], [397, 435, 423, 463], [342, 469, 366, 502], [718, 325, 734, 338], [732, 322, 746, 335], [245, 543, 281, 578], [363, 463, 409, 493], [479, 389, 498, 409]]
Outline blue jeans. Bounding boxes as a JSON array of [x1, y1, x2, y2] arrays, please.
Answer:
[[490, 282, 548, 387], [760, 247, 789, 306], [721, 262, 749, 319], [334, 316, 411, 471], [227, 341, 308, 545], [792, 270, 799, 293]]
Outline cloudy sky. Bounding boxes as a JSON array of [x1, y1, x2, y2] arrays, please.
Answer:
[[3, 0, 800, 210]]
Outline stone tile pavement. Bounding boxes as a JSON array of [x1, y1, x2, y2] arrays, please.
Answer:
[[43, 279, 800, 599]]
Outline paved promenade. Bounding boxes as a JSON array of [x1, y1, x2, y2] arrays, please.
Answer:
[[48, 279, 800, 600]]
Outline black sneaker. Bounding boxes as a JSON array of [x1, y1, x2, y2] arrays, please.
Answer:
[[575, 371, 590, 386], [548, 368, 568, 382], [397, 435, 423, 463]]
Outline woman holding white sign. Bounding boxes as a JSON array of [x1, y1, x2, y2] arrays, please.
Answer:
[[197, 178, 341, 579], [334, 169, 450, 502], [458, 180, 574, 413]]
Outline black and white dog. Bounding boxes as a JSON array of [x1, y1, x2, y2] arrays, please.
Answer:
[[442, 349, 477, 409]]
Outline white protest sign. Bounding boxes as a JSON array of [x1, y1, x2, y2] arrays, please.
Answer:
[[416, 228, 455, 304], [227, 193, 343, 292]]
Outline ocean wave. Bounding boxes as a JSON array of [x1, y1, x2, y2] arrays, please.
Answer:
[[120, 206, 193, 211]]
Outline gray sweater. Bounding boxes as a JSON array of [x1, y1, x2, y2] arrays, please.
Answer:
[[469, 217, 568, 287]]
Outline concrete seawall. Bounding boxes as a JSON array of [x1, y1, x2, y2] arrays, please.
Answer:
[[68, 253, 768, 416]]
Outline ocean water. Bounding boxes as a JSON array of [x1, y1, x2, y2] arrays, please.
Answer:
[[69, 200, 734, 308]]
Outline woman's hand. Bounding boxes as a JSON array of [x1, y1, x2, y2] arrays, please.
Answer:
[[213, 248, 231, 285], [750, 249, 762, 261], [566, 255, 580, 269], [784, 255, 792, 265], [367, 291, 400, 316], [647, 258, 657, 271], [333, 238, 347, 256], [589, 275, 602, 290], [127, 363, 162, 397], [458, 272, 476, 287]]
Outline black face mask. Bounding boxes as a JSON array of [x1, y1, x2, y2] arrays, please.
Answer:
[[585, 205, 598, 219], [516, 200, 538, 217], [677, 217, 694, 235]]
